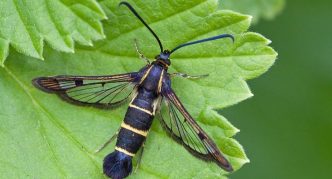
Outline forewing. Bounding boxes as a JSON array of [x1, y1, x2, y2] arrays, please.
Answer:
[[160, 85, 233, 171], [33, 73, 138, 108]]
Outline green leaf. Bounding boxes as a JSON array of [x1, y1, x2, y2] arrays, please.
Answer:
[[0, 0, 107, 66], [0, 0, 277, 178], [222, 0, 285, 23]]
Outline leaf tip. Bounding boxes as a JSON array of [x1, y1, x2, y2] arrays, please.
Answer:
[[234, 127, 240, 134], [248, 15, 253, 23], [95, 2, 108, 20], [266, 39, 272, 44], [69, 49, 75, 53], [0, 57, 6, 67], [103, 15, 109, 20]]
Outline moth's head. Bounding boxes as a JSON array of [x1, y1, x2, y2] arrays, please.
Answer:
[[155, 50, 171, 66]]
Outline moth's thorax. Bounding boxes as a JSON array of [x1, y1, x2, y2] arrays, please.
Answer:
[[140, 65, 164, 93]]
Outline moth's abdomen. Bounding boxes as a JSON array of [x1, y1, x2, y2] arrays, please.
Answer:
[[103, 87, 157, 178], [116, 88, 155, 155]]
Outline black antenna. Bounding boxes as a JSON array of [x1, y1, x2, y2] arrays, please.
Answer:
[[170, 34, 234, 54], [119, 2, 164, 52]]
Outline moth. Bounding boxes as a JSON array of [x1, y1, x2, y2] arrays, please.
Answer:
[[33, 2, 234, 179]]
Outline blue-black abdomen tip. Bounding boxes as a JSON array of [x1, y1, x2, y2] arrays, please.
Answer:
[[103, 151, 133, 179]]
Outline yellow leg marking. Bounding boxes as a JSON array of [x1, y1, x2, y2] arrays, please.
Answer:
[[129, 104, 153, 116], [121, 122, 149, 137], [115, 146, 135, 157]]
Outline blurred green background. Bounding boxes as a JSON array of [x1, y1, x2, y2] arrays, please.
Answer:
[[224, 0, 332, 178]]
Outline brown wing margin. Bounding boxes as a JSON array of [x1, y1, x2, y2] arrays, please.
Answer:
[[32, 72, 139, 108], [160, 82, 233, 171]]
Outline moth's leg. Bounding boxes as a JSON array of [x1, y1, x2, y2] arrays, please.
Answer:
[[134, 142, 146, 173], [95, 130, 119, 153], [170, 72, 209, 79], [134, 39, 150, 64]]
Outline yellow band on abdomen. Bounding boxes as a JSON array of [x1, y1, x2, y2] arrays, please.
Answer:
[[115, 146, 135, 157], [129, 104, 153, 116], [121, 122, 149, 137]]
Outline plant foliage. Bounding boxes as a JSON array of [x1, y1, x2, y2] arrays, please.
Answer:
[[0, 0, 277, 178]]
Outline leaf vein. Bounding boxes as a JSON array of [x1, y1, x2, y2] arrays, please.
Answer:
[[3, 67, 67, 177], [57, 0, 102, 36], [12, 0, 40, 56], [3, 67, 101, 174]]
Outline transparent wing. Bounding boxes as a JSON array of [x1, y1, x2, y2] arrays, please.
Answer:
[[160, 86, 233, 171], [159, 98, 209, 156], [33, 73, 138, 108]]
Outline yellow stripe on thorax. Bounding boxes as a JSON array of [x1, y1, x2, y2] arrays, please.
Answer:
[[139, 65, 152, 84], [157, 70, 164, 93]]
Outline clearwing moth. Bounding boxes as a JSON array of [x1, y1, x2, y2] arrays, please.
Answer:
[[33, 2, 234, 179]]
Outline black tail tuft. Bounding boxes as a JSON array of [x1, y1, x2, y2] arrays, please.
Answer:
[[103, 151, 133, 179]]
